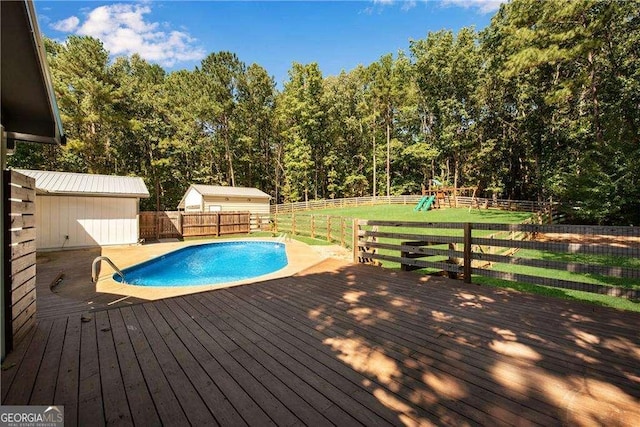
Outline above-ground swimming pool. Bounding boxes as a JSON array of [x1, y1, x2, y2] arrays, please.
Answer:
[[114, 241, 288, 287]]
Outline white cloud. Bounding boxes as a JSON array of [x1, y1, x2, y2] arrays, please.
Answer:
[[442, 0, 505, 14], [370, 0, 504, 14], [51, 4, 205, 67], [401, 1, 418, 12], [51, 16, 80, 32], [365, 0, 416, 14]]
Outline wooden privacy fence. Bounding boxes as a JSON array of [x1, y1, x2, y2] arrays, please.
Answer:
[[139, 211, 251, 239], [355, 220, 640, 299], [3, 170, 37, 351], [139, 211, 181, 239], [183, 212, 250, 237]]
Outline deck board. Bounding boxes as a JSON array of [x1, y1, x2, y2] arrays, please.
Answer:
[[227, 282, 555, 426], [53, 315, 81, 427], [78, 314, 104, 426], [2, 259, 640, 426], [95, 310, 134, 426], [155, 299, 275, 426], [143, 303, 247, 426], [1, 319, 36, 402], [167, 297, 303, 426], [130, 304, 216, 426], [211, 290, 426, 425], [3, 319, 53, 405], [308, 269, 639, 393], [29, 317, 67, 405], [119, 306, 189, 426], [186, 293, 337, 426], [107, 309, 159, 426], [200, 291, 392, 426]]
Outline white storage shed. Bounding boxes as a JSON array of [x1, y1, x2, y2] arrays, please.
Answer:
[[16, 170, 149, 250], [177, 184, 271, 215]]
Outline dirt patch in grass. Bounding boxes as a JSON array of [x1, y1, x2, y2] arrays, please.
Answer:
[[536, 233, 640, 248]]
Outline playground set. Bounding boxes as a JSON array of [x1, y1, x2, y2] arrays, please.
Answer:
[[413, 181, 477, 212]]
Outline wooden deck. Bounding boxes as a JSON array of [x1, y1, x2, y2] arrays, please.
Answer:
[[2, 259, 639, 426], [35, 248, 149, 320]]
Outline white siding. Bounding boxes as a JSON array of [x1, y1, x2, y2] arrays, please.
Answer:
[[203, 196, 270, 215], [36, 195, 139, 249], [184, 188, 204, 212]]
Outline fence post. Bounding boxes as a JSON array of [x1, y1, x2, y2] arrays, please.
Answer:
[[292, 213, 296, 235], [341, 217, 346, 247], [352, 219, 359, 262], [464, 223, 472, 283], [155, 212, 160, 240], [311, 215, 315, 238], [216, 212, 221, 237]]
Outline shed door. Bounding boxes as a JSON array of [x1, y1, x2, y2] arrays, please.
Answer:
[[36, 196, 139, 249]]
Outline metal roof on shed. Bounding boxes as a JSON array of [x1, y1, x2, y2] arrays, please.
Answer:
[[177, 184, 271, 209], [16, 169, 150, 198], [192, 184, 271, 198]]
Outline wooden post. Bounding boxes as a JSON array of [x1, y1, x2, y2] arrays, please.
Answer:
[[310, 215, 315, 238], [3, 170, 12, 353], [352, 219, 359, 262], [155, 212, 159, 240], [340, 217, 346, 247], [291, 213, 296, 235], [216, 212, 221, 237], [463, 222, 472, 283]]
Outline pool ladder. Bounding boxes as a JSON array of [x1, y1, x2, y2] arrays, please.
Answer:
[[92, 256, 125, 283], [276, 233, 288, 243]]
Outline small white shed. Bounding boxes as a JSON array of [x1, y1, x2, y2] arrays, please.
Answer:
[[177, 184, 271, 215], [17, 170, 149, 250]]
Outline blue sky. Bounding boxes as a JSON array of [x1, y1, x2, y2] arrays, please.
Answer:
[[36, 0, 503, 87]]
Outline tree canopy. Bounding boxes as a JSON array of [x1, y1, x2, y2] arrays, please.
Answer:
[[11, 0, 640, 224]]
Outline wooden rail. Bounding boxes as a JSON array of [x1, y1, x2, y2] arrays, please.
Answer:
[[355, 220, 640, 299], [271, 195, 552, 215], [3, 170, 37, 352], [271, 213, 353, 249]]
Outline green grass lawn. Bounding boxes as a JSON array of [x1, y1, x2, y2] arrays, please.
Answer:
[[492, 249, 640, 289], [301, 204, 532, 223], [473, 276, 640, 312]]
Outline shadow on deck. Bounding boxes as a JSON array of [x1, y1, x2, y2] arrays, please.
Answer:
[[2, 258, 639, 426]]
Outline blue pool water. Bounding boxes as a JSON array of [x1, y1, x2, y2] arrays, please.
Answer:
[[115, 241, 288, 287]]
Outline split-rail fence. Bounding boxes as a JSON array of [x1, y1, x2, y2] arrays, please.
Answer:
[[355, 220, 640, 300]]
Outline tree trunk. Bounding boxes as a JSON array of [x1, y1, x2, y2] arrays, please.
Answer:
[[372, 133, 376, 198], [446, 158, 450, 184], [453, 158, 459, 207], [224, 132, 235, 187], [588, 50, 602, 143], [386, 121, 391, 197]]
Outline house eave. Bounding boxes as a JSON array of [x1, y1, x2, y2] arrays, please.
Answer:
[[1, 1, 65, 146]]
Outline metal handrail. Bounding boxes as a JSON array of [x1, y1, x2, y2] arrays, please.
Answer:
[[92, 256, 125, 283]]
